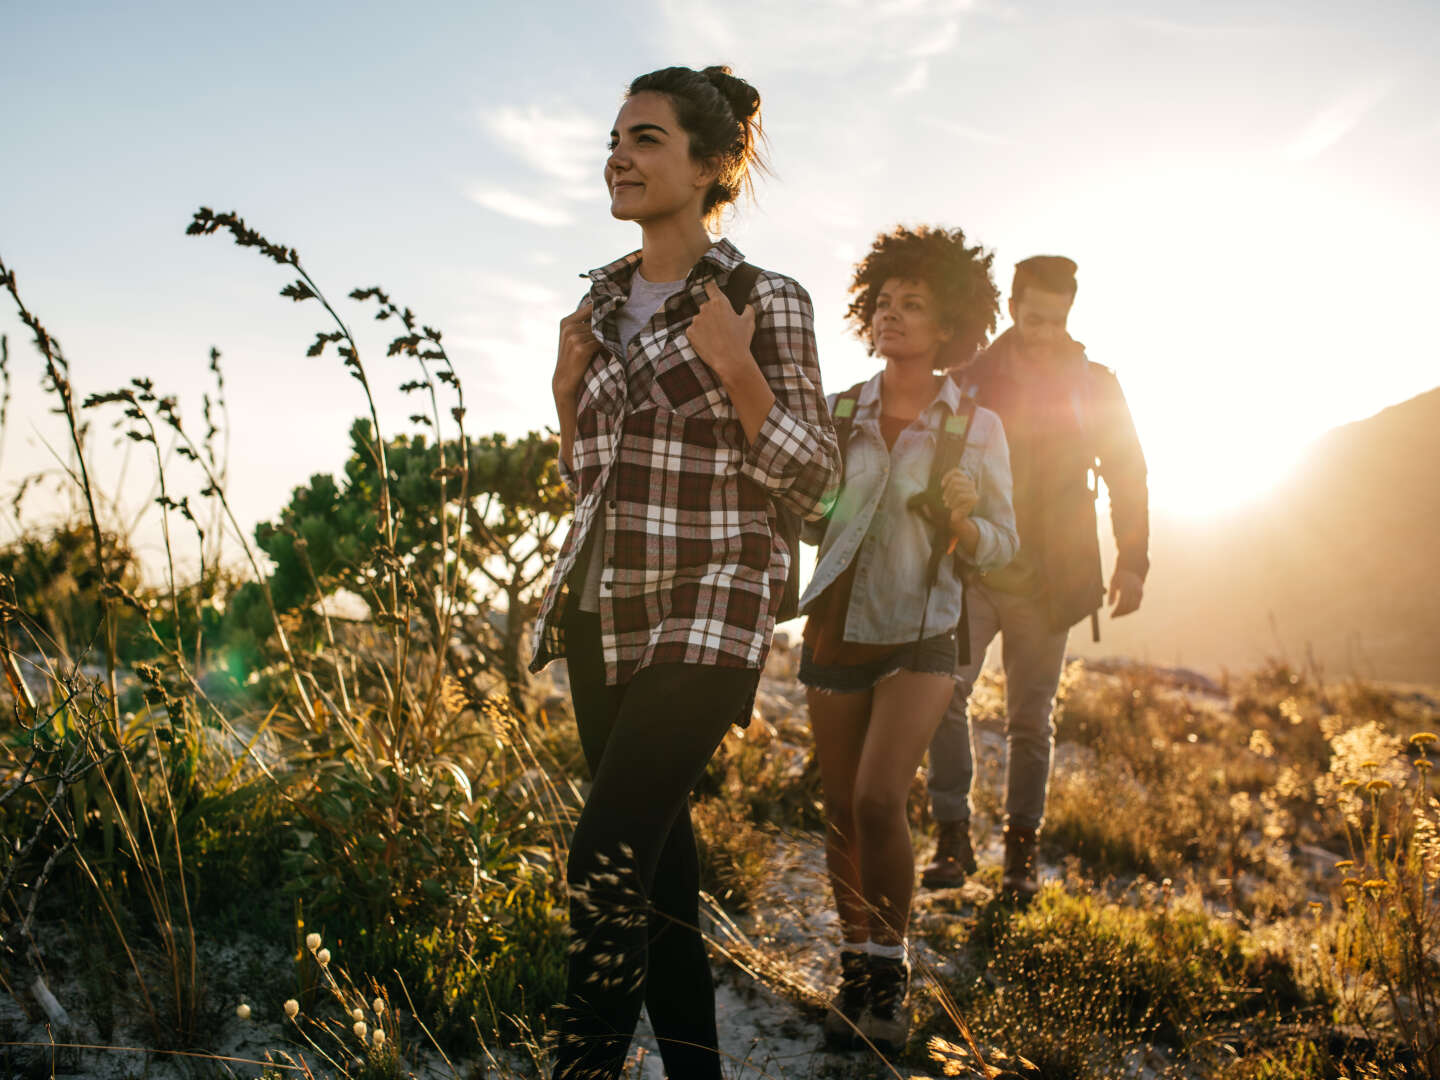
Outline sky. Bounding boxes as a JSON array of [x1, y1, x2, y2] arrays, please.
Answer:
[[3, 0, 1438, 568]]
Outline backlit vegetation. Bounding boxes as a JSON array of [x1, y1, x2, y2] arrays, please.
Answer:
[[2, 221, 1437, 1078]]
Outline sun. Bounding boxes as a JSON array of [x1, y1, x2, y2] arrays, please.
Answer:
[[1053, 159, 1398, 518]]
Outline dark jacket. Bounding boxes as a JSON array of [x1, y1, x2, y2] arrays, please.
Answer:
[[953, 328, 1149, 633]]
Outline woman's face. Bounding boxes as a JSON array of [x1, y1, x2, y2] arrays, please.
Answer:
[[606, 91, 716, 225], [871, 277, 952, 364]]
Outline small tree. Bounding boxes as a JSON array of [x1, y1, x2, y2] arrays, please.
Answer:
[[464, 430, 570, 706], [257, 423, 568, 707]]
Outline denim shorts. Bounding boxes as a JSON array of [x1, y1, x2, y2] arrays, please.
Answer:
[[798, 631, 958, 694]]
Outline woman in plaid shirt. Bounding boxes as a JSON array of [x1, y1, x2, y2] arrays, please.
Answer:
[[532, 66, 839, 1080]]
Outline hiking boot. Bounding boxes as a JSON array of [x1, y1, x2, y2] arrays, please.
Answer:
[[860, 955, 910, 1053], [1002, 824, 1040, 900], [920, 819, 978, 889], [822, 949, 869, 1049]]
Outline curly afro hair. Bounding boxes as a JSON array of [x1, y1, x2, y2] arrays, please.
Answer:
[[845, 225, 999, 368]]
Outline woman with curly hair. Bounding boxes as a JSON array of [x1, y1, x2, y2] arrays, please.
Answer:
[[800, 226, 1017, 1051], [532, 65, 840, 1080]]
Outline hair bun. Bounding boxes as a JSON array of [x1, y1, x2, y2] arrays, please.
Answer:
[[701, 65, 761, 122]]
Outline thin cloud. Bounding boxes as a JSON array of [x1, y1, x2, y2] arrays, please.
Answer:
[[472, 273, 563, 307], [482, 104, 604, 187], [1129, 15, 1275, 37], [910, 20, 959, 57], [924, 116, 1014, 145], [467, 187, 573, 227], [657, 0, 979, 75], [892, 61, 930, 97], [1282, 83, 1391, 161]]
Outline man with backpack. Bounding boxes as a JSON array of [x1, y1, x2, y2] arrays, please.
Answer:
[[921, 255, 1150, 898]]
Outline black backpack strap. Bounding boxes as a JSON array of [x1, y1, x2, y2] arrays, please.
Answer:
[[931, 398, 978, 499], [722, 261, 762, 318], [908, 396, 980, 645], [910, 397, 979, 582]]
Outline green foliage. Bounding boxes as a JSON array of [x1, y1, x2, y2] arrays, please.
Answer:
[[254, 421, 568, 704], [258, 422, 566, 614], [274, 698, 567, 1047], [2, 215, 576, 1071], [0, 521, 139, 661]]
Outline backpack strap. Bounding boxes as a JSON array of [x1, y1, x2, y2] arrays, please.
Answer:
[[722, 261, 762, 318], [816, 381, 868, 520], [831, 381, 867, 458], [903, 396, 980, 645], [912, 397, 979, 586]]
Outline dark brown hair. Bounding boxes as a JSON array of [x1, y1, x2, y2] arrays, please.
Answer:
[[845, 225, 999, 369], [627, 65, 768, 229], [1012, 255, 1078, 302]]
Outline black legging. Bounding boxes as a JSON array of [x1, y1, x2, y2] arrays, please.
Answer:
[[552, 606, 759, 1080]]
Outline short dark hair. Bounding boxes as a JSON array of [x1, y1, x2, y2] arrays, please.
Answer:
[[627, 65, 768, 229], [1012, 255, 1078, 302], [846, 225, 999, 368]]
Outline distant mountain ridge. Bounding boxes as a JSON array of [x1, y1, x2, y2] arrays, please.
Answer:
[[1071, 385, 1440, 685]]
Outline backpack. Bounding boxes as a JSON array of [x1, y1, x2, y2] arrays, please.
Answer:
[[955, 352, 1107, 641], [722, 263, 803, 622]]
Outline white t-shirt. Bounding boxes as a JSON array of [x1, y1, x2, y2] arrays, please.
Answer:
[[577, 270, 687, 613]]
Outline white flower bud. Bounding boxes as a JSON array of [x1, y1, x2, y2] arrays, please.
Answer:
[[353, 1020, 368, 1039], [372, 997, 386, 1016], [372, 1029, 386, 1048], [235, 1003, 251, 1020], [351, 1006, 364, 1022], [317, 948, 331, 965], [283, 999, 300, 1019], [305, 932, 322, 951]]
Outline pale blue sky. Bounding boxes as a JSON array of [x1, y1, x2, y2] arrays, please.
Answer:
[[3, 0, 1437, 559]]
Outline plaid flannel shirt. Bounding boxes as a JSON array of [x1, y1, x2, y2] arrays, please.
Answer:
[[530, 239, 840, 684]]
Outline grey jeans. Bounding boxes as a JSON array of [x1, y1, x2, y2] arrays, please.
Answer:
[[926, 582, 1070, 833]]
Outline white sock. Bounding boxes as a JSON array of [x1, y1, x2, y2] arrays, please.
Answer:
[[840, 939, 868, 956], [864, 940, 906, 962]]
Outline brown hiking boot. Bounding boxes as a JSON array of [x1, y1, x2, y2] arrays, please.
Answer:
[[920, 820, 978, 889], [1002, 824, 1040, 899]]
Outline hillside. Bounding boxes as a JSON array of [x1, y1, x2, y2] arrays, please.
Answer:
[[1073, 385, 1440, 683]]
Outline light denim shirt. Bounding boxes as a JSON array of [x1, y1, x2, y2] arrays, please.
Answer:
[[800, 371, 1018, 644]]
